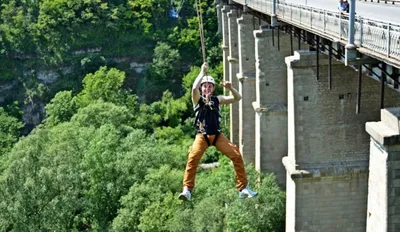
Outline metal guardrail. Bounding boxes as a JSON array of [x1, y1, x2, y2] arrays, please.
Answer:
[[358, 0, 400, 4], [232, 0, 400, 63]]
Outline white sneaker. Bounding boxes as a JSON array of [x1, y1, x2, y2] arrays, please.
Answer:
[[239, 185, 258, 199], [178, 186, 191, 201]]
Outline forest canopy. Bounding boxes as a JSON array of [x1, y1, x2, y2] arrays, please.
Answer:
[[0, 65, 285, 231]]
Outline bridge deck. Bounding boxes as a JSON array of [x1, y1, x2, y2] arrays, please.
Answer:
[[233, 0, 400, 68]]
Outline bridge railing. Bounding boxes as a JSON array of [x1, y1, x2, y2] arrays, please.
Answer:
[[232, 0, 400, 62]]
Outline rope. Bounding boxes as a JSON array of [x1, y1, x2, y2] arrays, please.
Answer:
[[176, 0, 185, 15], [195, 0, 206, 64], [195, 0, 211, 105]]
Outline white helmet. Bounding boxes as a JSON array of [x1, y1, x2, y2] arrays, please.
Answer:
[[200, 76, 215, 85]]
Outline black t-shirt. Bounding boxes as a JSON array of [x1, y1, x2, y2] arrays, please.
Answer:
[[194, 96, 221, 135]]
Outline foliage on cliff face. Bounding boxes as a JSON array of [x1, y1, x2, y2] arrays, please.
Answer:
[[0, 0, 219, 67], [0, 107, 23, 155], [1, 0, 168, 61], [0, 0, 221, 132]]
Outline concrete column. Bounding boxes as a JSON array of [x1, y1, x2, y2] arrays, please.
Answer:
[[283, 50, 400, 232], [221, 5, 230, 93], [252, 27, 292, 188], [215, 0, 222, 34], [237, 13, 256, 165], [366, 108, 400, 232], [228, 9, 239, 145]]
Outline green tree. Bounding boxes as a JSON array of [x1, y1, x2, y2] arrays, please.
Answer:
[[44, 90, 77, 127], [35, 0, 111, 62], [0, 108, 23, 155], [151, 42, 181, 79], [225, 173, 286, 232], [0, 117, 190, 231], [127, 0, 172, 39], [0, 123, 95, 231], [159, 90, 187, 127], [77, 66, 126, 106], [0, 0, 38, 55], [153, 126, 186, 144], [112, 165, 183, 231], [71, 101, 134, 132], [112, 157, 285, 232]]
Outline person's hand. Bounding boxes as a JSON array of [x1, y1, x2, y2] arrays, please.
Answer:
[[220, 81, 232, 89], [201, 63, 208, 73]]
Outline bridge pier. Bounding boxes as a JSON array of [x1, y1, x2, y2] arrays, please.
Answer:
[[283, 50, 400, 232], [252, 27, 293, 188], [227, 9, 240, 145], [366, 108, 400, 232], [221, 5, 231, 94], [215, 0, 222, 34], [237, 13, 257, 165], [284, 50, 369, 232]]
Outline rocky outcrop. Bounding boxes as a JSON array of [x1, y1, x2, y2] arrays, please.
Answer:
[[0, 57, 151, 132]]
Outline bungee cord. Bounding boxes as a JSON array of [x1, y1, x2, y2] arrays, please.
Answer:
[[195, 0, 213, 106], [195, 0, 206, 64]]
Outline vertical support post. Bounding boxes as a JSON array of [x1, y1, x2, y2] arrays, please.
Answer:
[[252, 15, 255, 30], [380, 63, 386, 109], [290, 4, 293, 21], [278, 26, 280, 51], [221, 5, 231, 95], [290, 26, 294, 55], [227, 8, 240, 145], [237, 13, 257, 165], [328, 42, 332, 89], [272, 0, 278, 26], [387, 23, 391, 57], [360, 18, 364, 45], [356, 65, 362, 114], [300, 5, 302, 24], [339, 13, 342, 39], [254, 27, 289, 188], [216, 0, 223, 34], [348, 0, 356, 45], [298, 29, 301, 50], [345, 0, 357, 65], [316, 35, 320, 80], [272, 27, 275, 47]]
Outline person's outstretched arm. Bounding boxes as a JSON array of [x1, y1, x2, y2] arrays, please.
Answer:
[[218, 81, 242, 105], [192, 63, 207, 106]]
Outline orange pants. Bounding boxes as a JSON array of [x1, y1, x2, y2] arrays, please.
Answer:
[[183, 133, 247, 192]]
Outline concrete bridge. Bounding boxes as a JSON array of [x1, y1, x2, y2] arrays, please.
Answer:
[[216, 0, 400, 231]]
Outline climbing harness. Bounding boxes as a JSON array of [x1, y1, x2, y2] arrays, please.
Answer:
[[194, 96, 222, 146], [203, 133, 219, 146]]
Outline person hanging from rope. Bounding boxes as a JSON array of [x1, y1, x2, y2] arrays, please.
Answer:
[[169, 0, 185, 19], [169, 2, 179, 19], [178, 63, 258, 201]]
